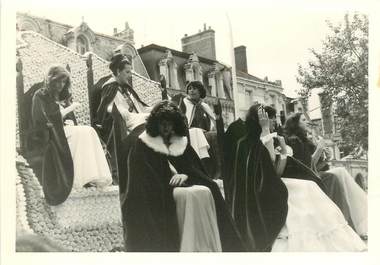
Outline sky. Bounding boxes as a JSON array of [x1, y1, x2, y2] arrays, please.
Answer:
[[14, 3, 358, 99]]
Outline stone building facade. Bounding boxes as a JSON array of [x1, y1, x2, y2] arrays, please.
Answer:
[[138, 25, 236, 125], [181, 23, 216, 60], [233, 46, 289, 125], [138, 43, 235, 125], [16, 12, 149, 78]]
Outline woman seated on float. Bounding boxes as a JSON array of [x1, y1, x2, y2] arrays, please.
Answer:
[[122, 100, 245, 252], [31, 65, 112, 206], [229, 104, 366, 251], [283, 113, 367, 238]]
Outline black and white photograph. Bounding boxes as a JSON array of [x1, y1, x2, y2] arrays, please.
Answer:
[[1, 0, 380, 264]]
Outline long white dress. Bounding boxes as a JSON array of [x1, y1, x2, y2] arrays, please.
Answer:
[[326, 167, 368, 236], [173, 185, 222, 252], [258, 135, 367, 252], [167, 159, 222, 252], [272, 178, 367, 252], [64, 125, 112, 189]]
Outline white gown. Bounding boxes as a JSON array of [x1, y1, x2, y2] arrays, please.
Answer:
[[272, 178, 367, 252], [173, 185, 222, 252], [326, 167, 368, 236], [64, 125, 112, 189]]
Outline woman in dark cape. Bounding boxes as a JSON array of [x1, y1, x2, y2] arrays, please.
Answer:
[[31, 65, 112, 205], [122, 101, 245, 252], [31, 66, 74, 206], [283, 112, 367, 238], [230, 104, 288, 251]]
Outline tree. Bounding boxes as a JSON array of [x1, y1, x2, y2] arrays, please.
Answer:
[[297, 13, 368, 156]]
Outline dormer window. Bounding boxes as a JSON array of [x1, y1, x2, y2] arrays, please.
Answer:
[[76, 35, 89, 55]]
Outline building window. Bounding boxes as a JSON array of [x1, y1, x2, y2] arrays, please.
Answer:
[[76, 35, 88, 55], [245, 90, 252, 109]]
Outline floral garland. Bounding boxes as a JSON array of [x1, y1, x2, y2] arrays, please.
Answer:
[[16, 155, 125, 252]]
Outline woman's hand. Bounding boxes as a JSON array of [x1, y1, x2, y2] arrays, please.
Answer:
[[169, 174, 188, 187], [276, 135, 288, 155], [316, 138, 326, 151], [258, 106, 270, 132], [71, 102, 81, 109]]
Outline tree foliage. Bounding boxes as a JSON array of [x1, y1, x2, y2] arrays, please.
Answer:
[[297, 13, 368, 155]]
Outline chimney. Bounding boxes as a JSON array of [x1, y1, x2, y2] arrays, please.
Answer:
[[125, 22, 129, 30], [275, 80, 282, 87], [181, 25, 216, 60], [113, 28, 117, 35], [234, 46, 248, 73]]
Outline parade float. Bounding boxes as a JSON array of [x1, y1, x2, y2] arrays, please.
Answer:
[[16, 31, 162, 251], [15, 30, 367, 252]]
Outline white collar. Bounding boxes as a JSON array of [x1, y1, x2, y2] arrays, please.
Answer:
[[139, 131, 188, 156]]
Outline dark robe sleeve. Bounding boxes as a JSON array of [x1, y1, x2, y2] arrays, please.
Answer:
[[31, 91, 74, 206], [283, 135, 327, 193], [95, 82, 119, 143], [122, 139, 179, 252], [286, 136, 309, 165]]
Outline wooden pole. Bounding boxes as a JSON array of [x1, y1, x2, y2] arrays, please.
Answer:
[[86, 53, 94, 125], [226, 12, 239, 121], [16, 51, 26, 154]]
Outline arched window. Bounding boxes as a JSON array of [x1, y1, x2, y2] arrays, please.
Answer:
[[76, 35, 88, 55]]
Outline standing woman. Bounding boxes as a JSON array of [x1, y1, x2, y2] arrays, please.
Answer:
[[31, 65, 112, 205], [283, 112, 368, 238], [177, 81, 216, 160]]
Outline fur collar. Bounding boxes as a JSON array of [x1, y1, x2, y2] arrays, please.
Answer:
[[139, 131, 188, 157]]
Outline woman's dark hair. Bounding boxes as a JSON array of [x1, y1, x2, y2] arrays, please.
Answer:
[[245, 104, 278, 141], [245, 104, 263, 141], [264, 105, 276, 119], [146, 100, 188, 137], [109, 53, 131, 76], [284, 112, 308, 140], [45, 65, 71, 101], [185, 81, 206, 99]]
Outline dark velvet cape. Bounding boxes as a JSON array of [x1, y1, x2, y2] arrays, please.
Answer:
[[231, 136, 288, 251], [122, 134, 246, 252], [282, 135, 327, 192], [94, 77, 149, 184], [219, 118, 247, 210], [95, 77, 148, 144], [31, 89, 74, 206]]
